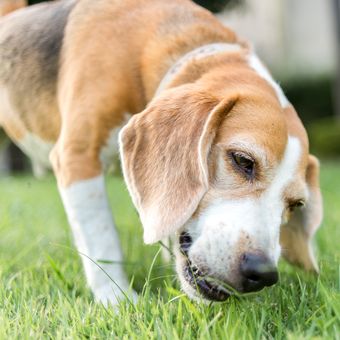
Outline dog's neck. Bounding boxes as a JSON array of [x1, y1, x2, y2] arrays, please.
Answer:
[[153, 42, 243, 98]]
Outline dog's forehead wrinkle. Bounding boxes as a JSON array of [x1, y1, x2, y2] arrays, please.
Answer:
[[224, 138, 267, 159], [217, 131, 287, 168]]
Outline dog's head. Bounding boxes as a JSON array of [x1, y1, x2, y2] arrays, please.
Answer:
[[119, 71, 322, 301]]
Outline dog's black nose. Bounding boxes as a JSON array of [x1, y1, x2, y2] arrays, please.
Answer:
[[240, 253, 278, 292]]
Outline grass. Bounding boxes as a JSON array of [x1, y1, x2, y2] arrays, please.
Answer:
[[0, 162, 339, 339]]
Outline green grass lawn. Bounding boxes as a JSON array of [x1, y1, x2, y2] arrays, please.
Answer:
[[0, 162, 339, 339]]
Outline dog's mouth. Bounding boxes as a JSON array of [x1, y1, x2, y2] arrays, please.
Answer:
[[179, 232, 230, 302]]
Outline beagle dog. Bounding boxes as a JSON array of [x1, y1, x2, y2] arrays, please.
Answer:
[[0, 0, 322, 305]]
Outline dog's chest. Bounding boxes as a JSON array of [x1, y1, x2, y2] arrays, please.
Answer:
[[17, 133, 54, 168]]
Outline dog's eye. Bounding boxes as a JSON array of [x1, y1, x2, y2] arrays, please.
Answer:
[[230, 152, 255, 178], [288, 200, 305, 211]]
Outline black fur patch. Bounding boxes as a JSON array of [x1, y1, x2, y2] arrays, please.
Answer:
[[7, 0, 75, 83], [0, 0, 76, 121]]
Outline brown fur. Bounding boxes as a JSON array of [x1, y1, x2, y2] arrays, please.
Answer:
[[0, 0, 26, 16], [280, 155, 322, 272]]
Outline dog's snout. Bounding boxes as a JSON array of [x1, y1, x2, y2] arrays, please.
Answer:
[[240, 253, 278, 292]]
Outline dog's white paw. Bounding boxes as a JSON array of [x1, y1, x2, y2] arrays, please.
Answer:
[[94, 284, 138, 307]]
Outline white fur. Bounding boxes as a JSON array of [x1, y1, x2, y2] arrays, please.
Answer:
[[260, 136, 304, 260], [17, 133, 53, 178], [248, 53, 290, 108], [100, 116, 131, 172], [59, 175, 136, 305], [100, 128, 120, 172], [17, 133, 53, 168], [0, 87, 53, 172], [185, 136, 302, 289]]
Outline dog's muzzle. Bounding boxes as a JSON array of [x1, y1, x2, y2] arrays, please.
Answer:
[[179, 232, 279, 301], [179, 232, 230, 301]]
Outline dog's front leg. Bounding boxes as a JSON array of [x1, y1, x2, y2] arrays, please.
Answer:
[[50, 143, 136, 306]]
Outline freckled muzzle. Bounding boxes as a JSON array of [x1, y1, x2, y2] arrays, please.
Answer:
[[179, 231, 279, 301], [179, 232, 230, 301]]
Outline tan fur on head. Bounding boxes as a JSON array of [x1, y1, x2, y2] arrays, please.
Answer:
[[119, 85, 237, 244], [280, 155, 323, 273], [0, 0, 26, 16]]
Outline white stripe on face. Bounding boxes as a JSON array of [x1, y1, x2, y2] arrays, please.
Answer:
[[185, 136, 302, 282], [259, 136, 302, 260], [248, 53, 290, 108]]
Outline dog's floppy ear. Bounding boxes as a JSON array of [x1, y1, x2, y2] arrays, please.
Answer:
[[119, 86, 236, 244], [280, 155, 323, 273]]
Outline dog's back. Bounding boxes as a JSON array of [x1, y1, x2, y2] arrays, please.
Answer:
[[0, 0, 76, 146]]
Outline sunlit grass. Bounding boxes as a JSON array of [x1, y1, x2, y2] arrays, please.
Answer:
[[0, 161, 339, 338]]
